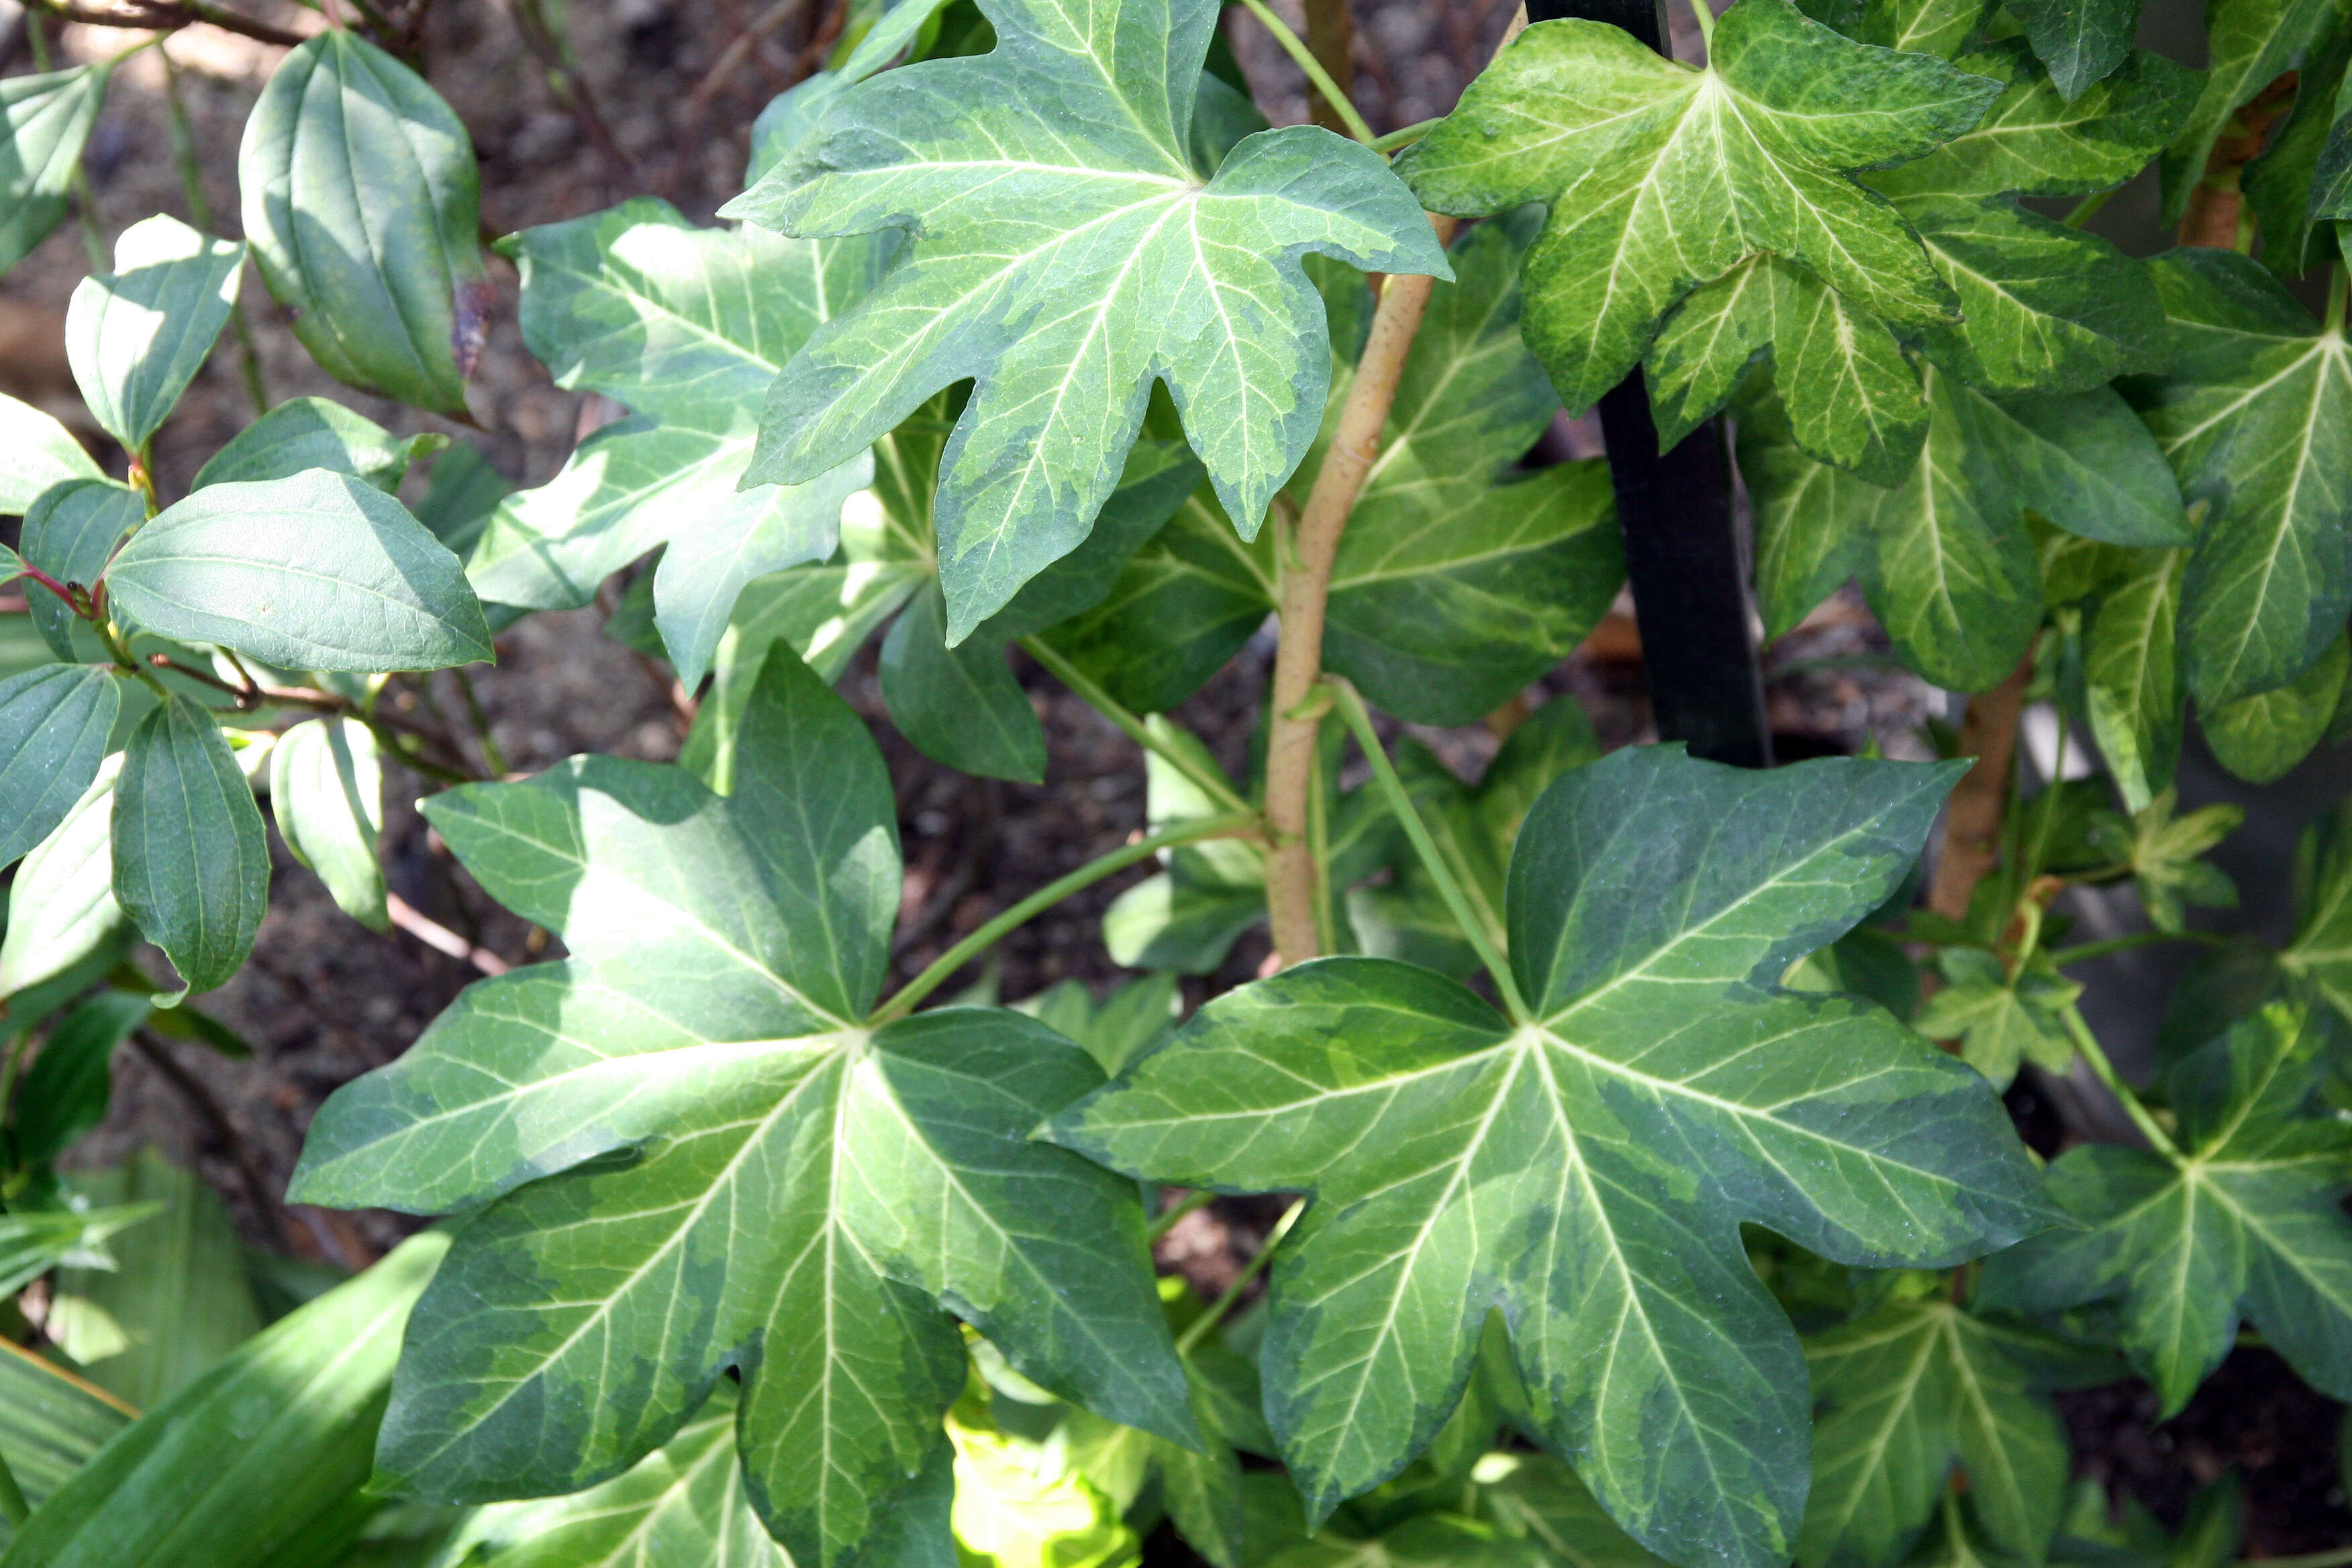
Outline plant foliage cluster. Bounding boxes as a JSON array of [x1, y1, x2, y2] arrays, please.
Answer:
[[0, 0, 2349, 1564]]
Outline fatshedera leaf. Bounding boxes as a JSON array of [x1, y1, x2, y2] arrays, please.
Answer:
[[291, 646, 1192, 1568], [2286, 795, 2352, 1026], [1052, 748, 2054, 1568], [722, 0, 1449, 642], [1978, 1002, 2352, 1417], [1398, 0, 2000, 415]]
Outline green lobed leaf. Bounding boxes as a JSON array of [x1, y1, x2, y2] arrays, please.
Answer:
[[1398, 0, 2000, 415], [12, 990, 148, 1167], [1978, 1002, 2352, 1416], [1797, 1298, 2085, 1568], [65, 215, 246, 452], [193, 397, 442, 493], [238, 32, 490, 416], [1869, 42, 2197, 199], [0, 663, 120, 869], [269, 716, 389, 933], [21, 479, 143, 663], [2084, 548, 2185, 813], [472, 198, 883, 687], [2159, 0, 2339, 226], [291, 647, 1191, 1568], [2123, 248, 2352, 705], [2201, 629, 2351, 782], [1647, 254, 1925, 485], [51, 1149, 266, 1409], [0, 63, 110, 278], [104, 471, 492, 674], [1054, 748, 2052, 1568], [2003, 0, 2143, 99], [0, 1232, 447, 1568], [0, 754, 128, 1000], [724, 0, 1450, 640], [1912, 946, 2079, 1088], [2126, 790, 2243, 934], [2287, 793, 2352, 1026], [111, 694, 268, 1001]]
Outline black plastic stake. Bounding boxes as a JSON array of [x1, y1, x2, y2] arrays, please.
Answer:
[[1524, 0, 1775, 769]]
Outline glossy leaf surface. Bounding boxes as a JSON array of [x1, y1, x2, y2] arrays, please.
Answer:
[[269, 717, 388, 932], [65, 215, 246, 452], [111, 694, 268, 999]]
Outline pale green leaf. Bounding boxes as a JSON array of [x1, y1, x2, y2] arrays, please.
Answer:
[[0, 393, 103, 518], [111, 694, 268, 1000], [725, 0, 1450, 640], [1979, 1002, 2352, 1416], [65, 215, 246, 452], [2201, 629, 2351, 782], [291, 649, 1191, 1568], [2083, 548, 2185, 813], [0, 663, 119, 868], [105, 471, 493, 674], [0, 1233, 448, 1568], [239, 32, 490, 416], [1911, 946, 2079, 1087], [1857, 0, 1988, 59], [193, 397, 441, 492], [1398, 0, 2000, 413], [0, 754, 127, 999], [2124, 248, 2352, 705], [1014, 973, 1179, 1079], [0, 63, 109, 277], [1055, 748, 2051, 1568], [269, 717, 389, 932], [53, 1150, 265, 1409]]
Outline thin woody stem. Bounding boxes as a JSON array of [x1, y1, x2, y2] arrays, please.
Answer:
[[1263, 214, 1455, 965]]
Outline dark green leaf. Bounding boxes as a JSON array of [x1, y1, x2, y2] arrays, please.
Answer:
[[105, 471, 492, 674], [0, 755, 126, 1000], [0, 663, 119, 868], [2004, 0, 2142, 99], [2202, 630, 2351, 782], [1055, 749, 2050, 1568], [2083, 548, 2184, 813], [2288, 794, 2352, 1026], [2126, 790, 2242, 933], [413, 445, 513, 562], [20, 479, 142, 663], [12, 991, 147, 1167], [239, 33, 490, 416], [2243, 17, 2350, 279], [1978, 1002, 2352, 1415], [726, 0, 1449, 639], [0, 64, 109, 277], [1398, 0, 2000, 413], [268, 717, 388, 933], [2159, 0, 2339, 225], [0, 1232, 446, 1568], [64, 215, 245, 452], [192, 398, 441, 493], [291, 649, 1190, 1568], [881, 577, 1044, 783], [111, 695, 268, 1000]]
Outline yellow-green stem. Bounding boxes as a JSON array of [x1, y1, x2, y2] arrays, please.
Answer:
[[2061, 1005, 2181, 1160], [1146, 1187, 1217, 1244], [1176, 1198, 1304, 1355], [1019, 634, 1250, 815], [1230, 0, 1377, 145]]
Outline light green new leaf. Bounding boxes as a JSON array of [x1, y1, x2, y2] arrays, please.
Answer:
[[1870, 42, 2196, 198], [725, 0, 1450, 640], [425, 1382, 783, 1568], [2202, 630, 2351, 782], [105, 471, 492, 673], [2084, 548, 2184, 813], [1054, 748, 2053, 1568], [2286, 794, 2352, 1024], [1898, 194, 2169, 395], [2126, 789, 2243, 933], [0, 393, 103, 516], [270, 717, 389, 933], [0, 1232, 446, 1568], [291, 648, 1192, 1568], [21, 479, 143, 663], [0, 1342, 131, 1553], [52, 1150, 266, 1409], [2124, 249, 2352, 705], [239, 32, 490, 416], [1978, 1002, 2352, 1416], [1647, 254, 1924, 485], [1398, 0, 2000, 415], [0, 63, 109, 277], [471, 199, 882, 687], [0, 663, 119, 868], [1016, 974, 1179, 1079], [66, 215, 246, 452], [12, 991, 148, 1168], [1798, 1300, 2081, 1568], [0, 754, 127, 999], [111, 695, 268, 1001], [193, 397, 442, 493], [2159, 0, 2340, 225], [1912, 946, 2079, 1088]]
